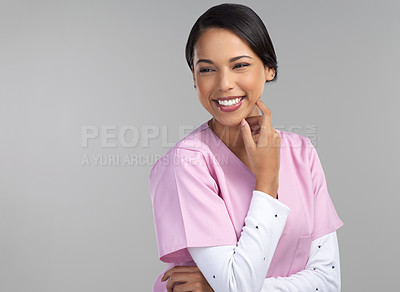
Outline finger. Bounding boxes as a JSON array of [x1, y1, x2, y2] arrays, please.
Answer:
[[170, 272, 206, 292], [162, 266, 199, 282], [258, 127, 280, 148], [251, 129, 258, 136], [239, 119, 255, 152], [255, 99, 272, 127], [249, 123, 261, 132], [261, 129, 280, 149], [244, 115, 262, 125], [165, 273, 193, 291], [245, 118, 263, 136], [249, 101, 272, 145], [161, 271, 170, 282], [172, 282, 197, 292], [255, 101, 275, 146]]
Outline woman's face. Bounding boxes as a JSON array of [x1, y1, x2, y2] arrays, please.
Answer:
[[192, 28, 275, 127]]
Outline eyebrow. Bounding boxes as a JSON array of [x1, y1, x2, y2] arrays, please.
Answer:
[[196, 55, 253, 65]]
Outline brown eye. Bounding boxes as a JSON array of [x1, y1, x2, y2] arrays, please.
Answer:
[[199, 68, 213, 73], [234, 63, 250, 69]]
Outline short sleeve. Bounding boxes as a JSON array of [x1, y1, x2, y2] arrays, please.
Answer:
[[149, 147, 237, 263], [306, 138, 344, 241]]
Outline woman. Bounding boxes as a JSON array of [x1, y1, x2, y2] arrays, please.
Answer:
[[149, 3, 343, 292]]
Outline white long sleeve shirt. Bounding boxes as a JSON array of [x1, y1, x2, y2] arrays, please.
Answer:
[[187, 190, 341, 292]]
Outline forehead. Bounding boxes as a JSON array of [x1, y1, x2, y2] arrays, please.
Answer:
[[194, 28, 254, 60]]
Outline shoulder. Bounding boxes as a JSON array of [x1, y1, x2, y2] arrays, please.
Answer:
[[149, 122, 215, 178], [276, 128, 313, 149], [277, 129, 316, 170]]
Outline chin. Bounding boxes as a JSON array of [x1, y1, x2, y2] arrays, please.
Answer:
[[214, 116, 243, 128]]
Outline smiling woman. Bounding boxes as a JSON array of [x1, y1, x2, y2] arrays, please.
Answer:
[[149, 3, 343, 292], [193, 28, 273, 120]]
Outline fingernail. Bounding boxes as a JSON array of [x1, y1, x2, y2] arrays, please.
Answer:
[[240, 119, 246, 127]]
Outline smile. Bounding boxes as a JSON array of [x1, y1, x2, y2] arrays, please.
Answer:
[[213, 96, 246, 112]]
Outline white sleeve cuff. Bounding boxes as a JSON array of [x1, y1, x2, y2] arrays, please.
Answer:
[[261, 231, 341, 291], [187, 190, 291, 292]]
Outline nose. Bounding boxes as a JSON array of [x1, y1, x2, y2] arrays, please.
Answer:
[[217, 68, 234, 92]]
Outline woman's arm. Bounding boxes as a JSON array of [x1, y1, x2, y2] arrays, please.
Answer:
[[261, 231, 341, 291], [185, 190, 291, 292], [184, 231, 341, 292]]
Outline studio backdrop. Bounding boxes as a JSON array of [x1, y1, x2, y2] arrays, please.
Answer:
[[0, 0, 399, 291]]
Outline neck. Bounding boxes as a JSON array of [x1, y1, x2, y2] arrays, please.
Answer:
[[208, 104, 260, 157]]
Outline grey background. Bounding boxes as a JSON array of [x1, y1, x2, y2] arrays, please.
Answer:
[[0, 0, 399, 291]]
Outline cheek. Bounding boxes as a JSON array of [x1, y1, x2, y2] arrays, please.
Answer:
[[197, 80, 215, 98], [197, 77, 214, 89], [239, 73, 265, 93], [196, 85, 212, 107]]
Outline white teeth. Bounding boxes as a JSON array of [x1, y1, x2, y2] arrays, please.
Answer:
[[218, 97, 242, 106]]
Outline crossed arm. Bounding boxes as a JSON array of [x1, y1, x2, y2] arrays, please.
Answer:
[[188, 230, 340, 291], [162, 190, 341, 291]]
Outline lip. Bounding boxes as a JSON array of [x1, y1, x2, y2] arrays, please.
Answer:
[[213, 96, 245, 112], [213, 96, 244, 101]]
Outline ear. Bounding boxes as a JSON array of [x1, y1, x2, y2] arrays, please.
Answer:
[[264, 66, 275, 82]]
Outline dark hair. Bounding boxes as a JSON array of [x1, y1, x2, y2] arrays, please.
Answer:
[[185, 3, 278, 83]]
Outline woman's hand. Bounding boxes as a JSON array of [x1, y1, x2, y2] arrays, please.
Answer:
[[161, 265, 214, 292], [240, 99, 281, 198]]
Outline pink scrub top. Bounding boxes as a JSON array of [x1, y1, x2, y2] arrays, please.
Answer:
[[149, 121, 344, 291]]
